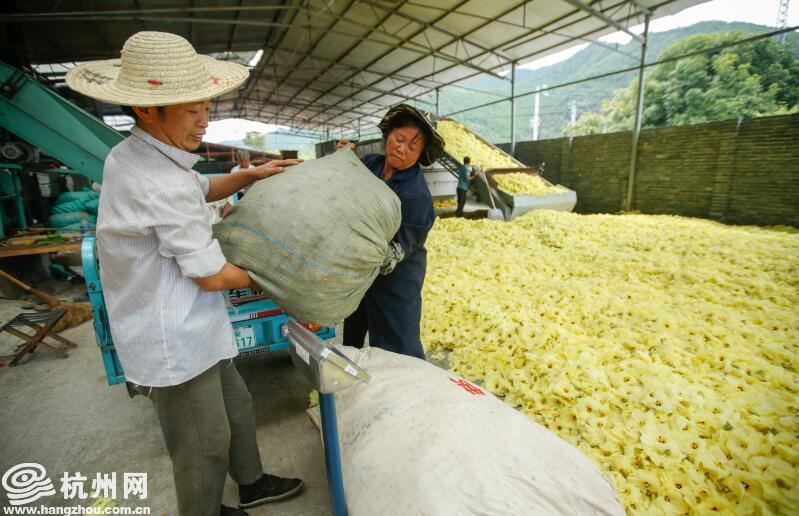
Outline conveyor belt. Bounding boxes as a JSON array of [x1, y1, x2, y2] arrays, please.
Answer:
[[0, 62, 123, 183]]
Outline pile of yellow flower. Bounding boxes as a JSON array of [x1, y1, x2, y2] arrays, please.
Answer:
[[422, 210, 798, 514], [494, 172, 569, 196], [433, 198, 457, 208], [437, 119, 519, 169]]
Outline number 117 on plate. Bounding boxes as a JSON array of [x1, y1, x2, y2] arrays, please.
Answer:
[[234, 326, 256, 350]]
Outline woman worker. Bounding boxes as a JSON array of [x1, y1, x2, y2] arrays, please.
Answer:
[[337, 104, 445, 360]]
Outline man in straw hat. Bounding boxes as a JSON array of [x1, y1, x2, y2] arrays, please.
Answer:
[[66, 31, 304, 516]]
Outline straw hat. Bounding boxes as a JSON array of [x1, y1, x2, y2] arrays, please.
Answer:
[[65, 31, 249, 106]]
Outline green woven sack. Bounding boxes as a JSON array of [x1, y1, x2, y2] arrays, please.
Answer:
[[51, 199, 87, 214], [84, 198, 100, 215], [54, 191, 98, 206], [214, 148, 401, 325], [49, 211, 96, 227]]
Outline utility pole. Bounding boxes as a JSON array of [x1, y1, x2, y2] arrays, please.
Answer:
[[531, 85, 548, 141], [776, 0, 790, 43], [569, 100, 578, 126]]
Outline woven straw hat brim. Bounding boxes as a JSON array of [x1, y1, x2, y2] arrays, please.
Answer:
[[65, 55, 248, 107]]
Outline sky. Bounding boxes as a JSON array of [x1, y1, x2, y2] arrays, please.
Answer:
[[206, 0, 796, 143]]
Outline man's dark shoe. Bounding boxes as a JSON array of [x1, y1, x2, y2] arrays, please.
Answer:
[[220, 505, 248, 516], [239, 473, 305, 508]]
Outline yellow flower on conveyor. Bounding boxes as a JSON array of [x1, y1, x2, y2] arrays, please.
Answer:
[[493, 172, 568, 196], [437, 119, 519, 169], [421, 210, 799, 514]]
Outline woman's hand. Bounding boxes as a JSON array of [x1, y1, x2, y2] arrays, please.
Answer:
[[250, 158, 303, 180], [336, 139, 357, 151]]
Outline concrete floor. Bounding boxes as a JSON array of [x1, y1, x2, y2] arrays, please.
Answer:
[[0, 296, 334, 515]]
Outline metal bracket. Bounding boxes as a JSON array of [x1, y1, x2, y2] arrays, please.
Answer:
[[0, 71, 23, 99]]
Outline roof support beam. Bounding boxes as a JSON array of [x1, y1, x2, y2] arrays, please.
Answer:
[[358, 0, 512, 66], [510, 61, 517, 156], [226, 0, 245, 51], [625, 12, 650, 211], [561, 0, 643, 43], [234, 0, 303, 115], [309, 0, 525, 128], [0, 6, 302, 19], [315, 0, 651, 128], [290, 0, 474, 131], [256, 0, 361, 117], [257, 77, 436, 107]]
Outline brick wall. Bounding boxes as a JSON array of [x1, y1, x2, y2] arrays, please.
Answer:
[[499, 113, 799, 226]]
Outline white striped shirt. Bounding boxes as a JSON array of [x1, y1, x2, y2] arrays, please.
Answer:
[[97, 126, 236, 387]]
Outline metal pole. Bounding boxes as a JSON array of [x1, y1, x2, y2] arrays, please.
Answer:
[[624, 13, 650, 212], [435, 88, 440, 116], [319, 393, 347, 516], [510, 62, 516, 156]]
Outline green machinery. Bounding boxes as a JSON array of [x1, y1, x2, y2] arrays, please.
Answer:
[[0, 163, 26, 236], [0, 62, 123, 185]]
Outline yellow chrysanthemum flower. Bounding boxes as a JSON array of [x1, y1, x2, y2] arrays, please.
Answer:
[[421, 210, 799, 514]]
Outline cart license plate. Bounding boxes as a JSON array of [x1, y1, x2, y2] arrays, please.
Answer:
[[234, 326, 256, 350]]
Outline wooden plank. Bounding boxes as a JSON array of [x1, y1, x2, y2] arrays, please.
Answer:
[[0, 241, 82, 258]]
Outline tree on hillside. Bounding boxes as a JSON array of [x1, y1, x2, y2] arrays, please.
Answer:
[[566, 31, 799, 136], [243, 131, 267, 150]]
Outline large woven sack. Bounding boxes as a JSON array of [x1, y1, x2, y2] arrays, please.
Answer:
[[214, 148, 401, 325], [325, 346, 625, 516]]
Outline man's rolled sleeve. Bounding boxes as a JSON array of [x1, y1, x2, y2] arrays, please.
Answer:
[[147, 185, 227, 278]]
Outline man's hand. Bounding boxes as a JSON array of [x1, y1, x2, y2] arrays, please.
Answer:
[[249, 158, 303, 180], [193, 263, 252, 292], [246, 277, 263, 293]]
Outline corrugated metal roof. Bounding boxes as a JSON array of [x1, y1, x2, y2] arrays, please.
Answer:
[[1, 0, 709, 132]]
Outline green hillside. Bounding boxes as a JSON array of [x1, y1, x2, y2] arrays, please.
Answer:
[[424, 21, 799, 142]]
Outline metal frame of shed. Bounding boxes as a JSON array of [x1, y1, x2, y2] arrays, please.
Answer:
[[8, 0, 790, 209], [2, 1, 706, 132]]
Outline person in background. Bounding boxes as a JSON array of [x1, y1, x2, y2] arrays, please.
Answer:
[[231, 149, 252, 175], [220, 149, 254, 218], [66, 31, 303, 516], [231, 149, 253, 197], [336, 104, 445, 359], [456, 156, 476, 217]]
